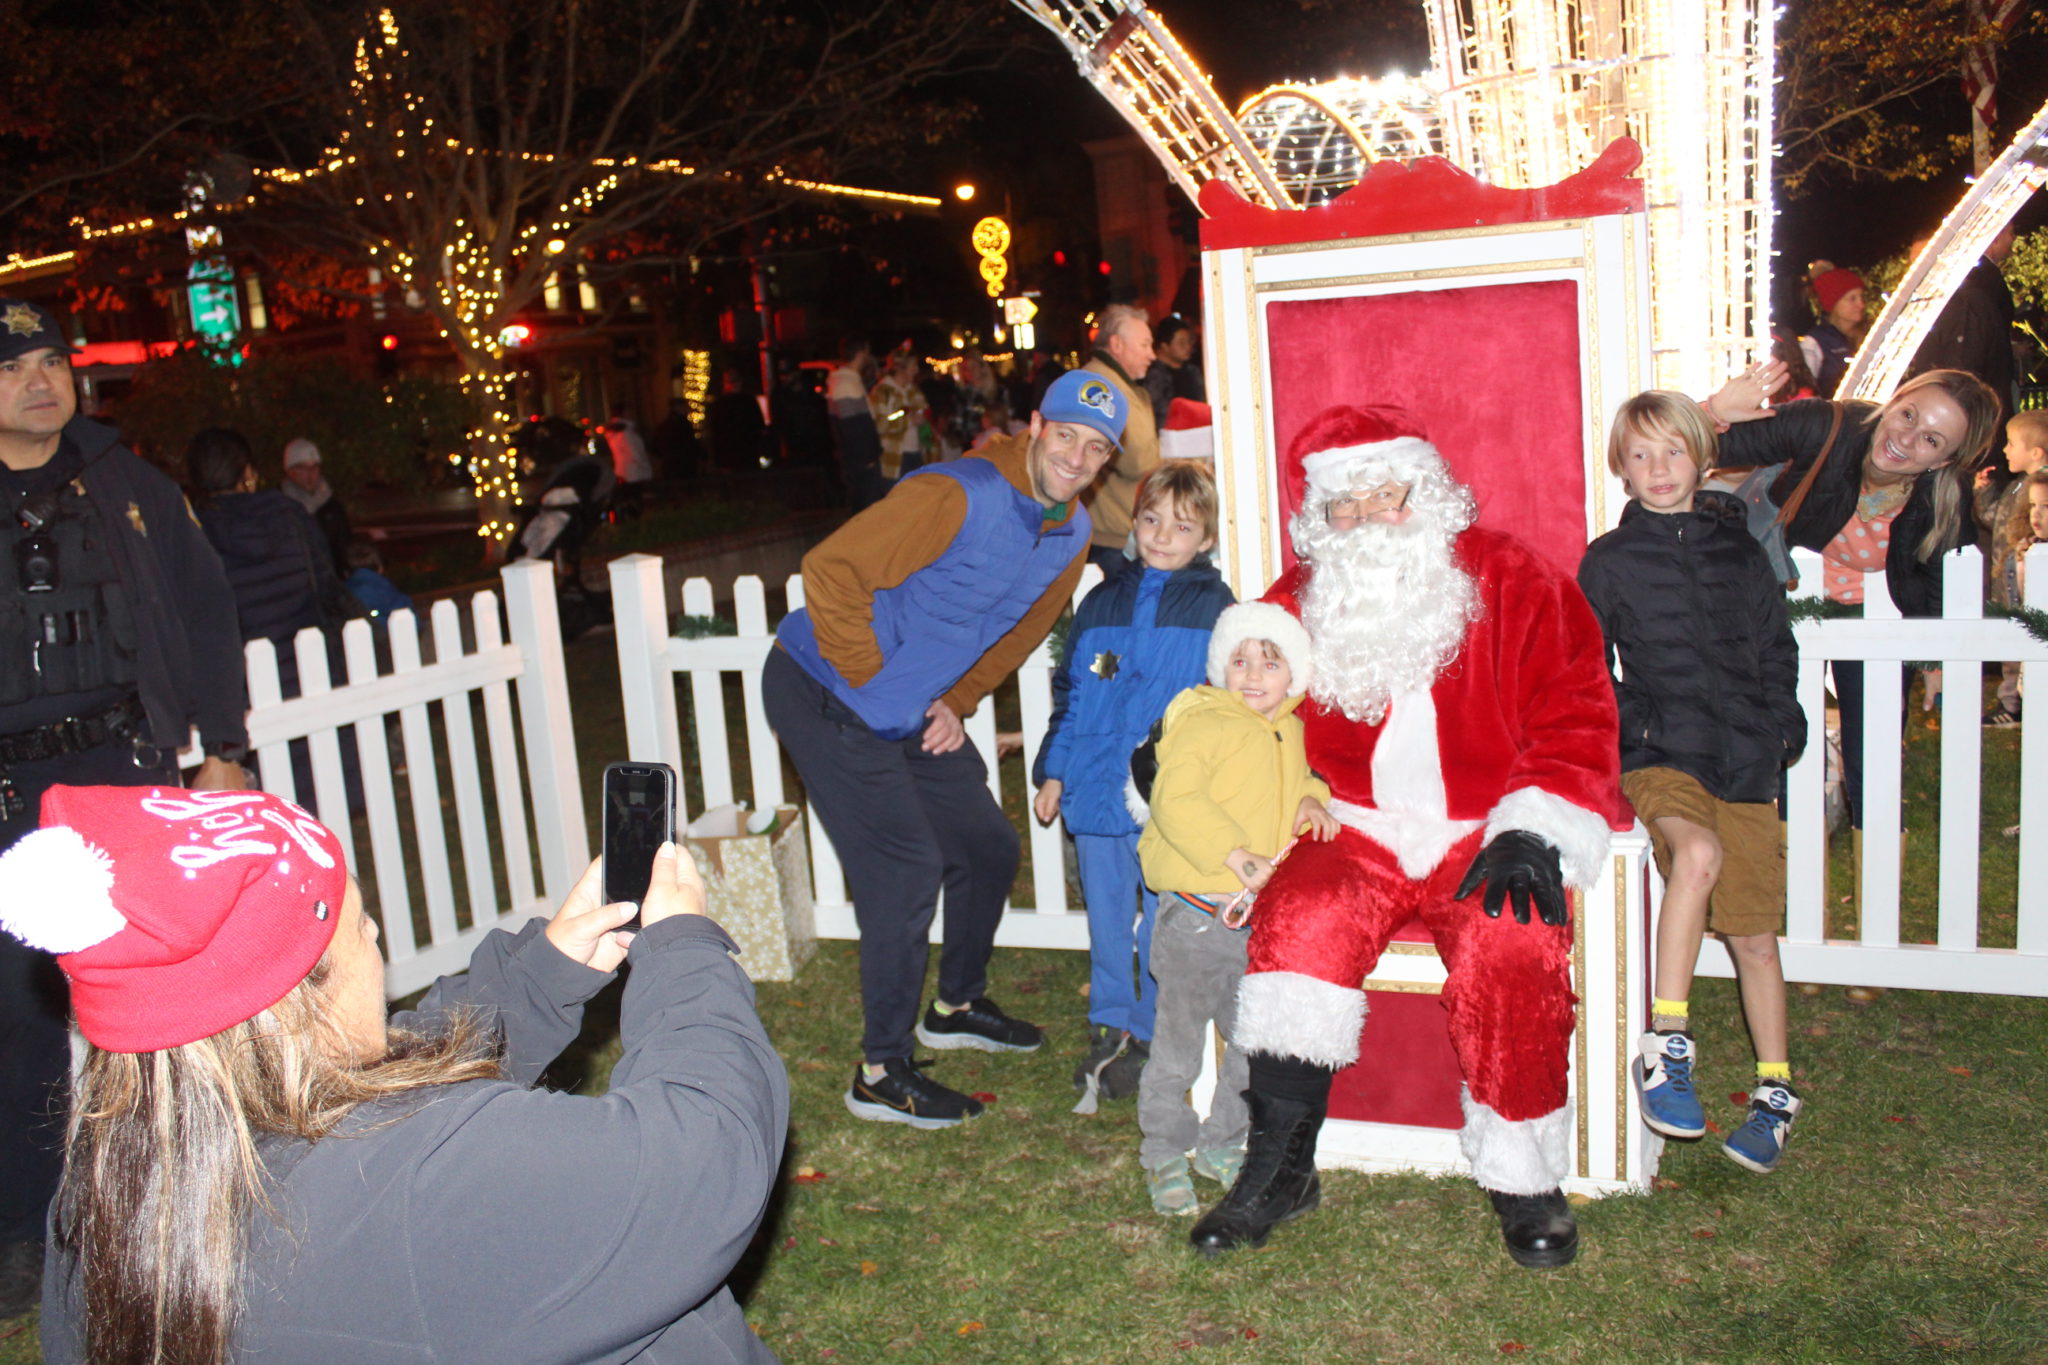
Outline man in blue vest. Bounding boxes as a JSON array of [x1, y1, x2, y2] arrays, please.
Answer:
[[765, 370, 1125, 1128]]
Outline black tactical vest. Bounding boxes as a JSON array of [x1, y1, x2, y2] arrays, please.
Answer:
[[1, 478, 141, 706]]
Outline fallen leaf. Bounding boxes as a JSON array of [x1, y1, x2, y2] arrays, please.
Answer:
[[1948, 1066, 1972, 1078], [1567, 1191, 1592, 1207], [1729, 1091, 1750, 1107], [792, 1168, 828, 1184], [1693, 1227, 1718, 1240], [781, 1236, 796, 1250], [797, 1060, 826, 1072], [850, 1202, 882, 1213], [957, 1322, 984, 1336], [1704, 1120, 1723, 1134], [819, 1351, 835, 1359], [971, 1092, 997, 1103], [1652, 1177, 1685, 1192], [817, 1237, 839, 1246], [1845, 985, 1883, 1003], [1500, 1343, 1528, 1354], [1886, 1115, 1907, 1123], [1806, 1023, 1831, 1038], [1078, 983, 1092, 998], [1243, 1329, 1260, 1340], [789, 1000, 806, 1008], [859, 1260, 879, 1276], [1797, 982, 1826, 996]]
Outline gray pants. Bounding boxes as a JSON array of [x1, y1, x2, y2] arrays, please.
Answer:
[[1138, 899, 1251, 1168]]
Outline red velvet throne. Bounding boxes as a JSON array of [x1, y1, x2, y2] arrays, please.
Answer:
[[1195, 138, 1661, 1192]]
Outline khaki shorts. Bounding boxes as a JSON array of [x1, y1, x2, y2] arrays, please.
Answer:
[[1621, 767, 1785, 938]]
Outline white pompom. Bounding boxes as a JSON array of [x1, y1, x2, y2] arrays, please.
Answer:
[[0, 827, 127, 953]]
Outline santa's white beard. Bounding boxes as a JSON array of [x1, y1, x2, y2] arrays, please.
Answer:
[[1295, 508, 1481, 724]]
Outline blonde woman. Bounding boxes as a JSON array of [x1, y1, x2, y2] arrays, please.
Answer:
[[4, 786, 786, 1365]]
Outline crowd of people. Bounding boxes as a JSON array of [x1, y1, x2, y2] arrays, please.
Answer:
[[0, 253, 2034, 1362]]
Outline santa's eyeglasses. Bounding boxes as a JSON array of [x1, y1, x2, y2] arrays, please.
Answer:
[[1326, 483, 1412, 523]]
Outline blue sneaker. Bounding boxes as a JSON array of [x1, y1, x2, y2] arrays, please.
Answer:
[[1634, 1030, 1706, 1138], [1722, 1081, 1802, 1173]]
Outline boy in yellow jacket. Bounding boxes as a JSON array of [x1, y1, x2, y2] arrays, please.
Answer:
[[1133, 603, 1337, 1216]]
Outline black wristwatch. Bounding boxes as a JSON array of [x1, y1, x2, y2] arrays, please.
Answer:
[[203, 739, 250, 764]]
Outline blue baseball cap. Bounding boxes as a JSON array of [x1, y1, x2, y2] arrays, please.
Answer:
[[1037, 370, 1127, 448]]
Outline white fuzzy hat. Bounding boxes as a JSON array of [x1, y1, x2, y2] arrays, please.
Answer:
[[1206, 601, 1313, 695], [283, 437, 321, 470]]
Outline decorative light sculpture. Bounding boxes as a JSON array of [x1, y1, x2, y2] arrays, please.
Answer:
[[1844, 96, 2048, 401], [1424, 0, 1776, 395], [1014, 0, 1776, 397], [1236, 79, 1445, 206]]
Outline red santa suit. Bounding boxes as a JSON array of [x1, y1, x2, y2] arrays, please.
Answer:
[[1236, 507, 1628, 1195]]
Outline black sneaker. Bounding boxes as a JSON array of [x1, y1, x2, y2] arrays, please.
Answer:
[[1098, 1035, 1150, 1100], [844, 1057, 984, 1129], [1984, 703, 2021, 729], [1072, 1022, 1130, 1091], [915, 996, 1044, 1053]]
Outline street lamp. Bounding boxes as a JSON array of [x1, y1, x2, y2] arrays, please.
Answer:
[[954, 183, 976, 202]]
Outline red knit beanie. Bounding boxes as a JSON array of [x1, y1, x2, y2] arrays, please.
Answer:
[[1812, 268, 1863, 315], [0, 786, 348, 1052]]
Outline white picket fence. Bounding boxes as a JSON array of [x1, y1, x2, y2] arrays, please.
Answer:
[[1690, 543, 2047, 995], [181, 560, 588, 997], [616, 545, 2048, 999]]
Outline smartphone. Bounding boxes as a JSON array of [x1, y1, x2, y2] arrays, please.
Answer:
[[601, 761, 677, 930]]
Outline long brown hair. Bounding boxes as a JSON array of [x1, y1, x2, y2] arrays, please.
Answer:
[[1869, 370, 2001, 563], [53, 952, 504, 1365]]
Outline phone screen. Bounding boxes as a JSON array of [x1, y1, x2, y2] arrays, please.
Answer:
[[602, 762, 675, 924]]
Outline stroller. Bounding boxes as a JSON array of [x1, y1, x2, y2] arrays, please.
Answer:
[[506, 427, 616, 639]]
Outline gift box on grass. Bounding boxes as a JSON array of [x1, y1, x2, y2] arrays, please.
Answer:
[[682, 803, 816, 982]]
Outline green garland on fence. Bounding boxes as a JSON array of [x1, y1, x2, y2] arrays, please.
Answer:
[[1988, 601, 2048, 648], [672, 613, 737, 639], [1785, 597, 1859, 624]]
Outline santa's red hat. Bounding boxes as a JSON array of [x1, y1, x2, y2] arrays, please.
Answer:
[[0, 786, 348, 1053], [1287, 404, 1445, 500]]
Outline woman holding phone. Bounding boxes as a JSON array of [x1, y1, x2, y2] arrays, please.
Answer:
[[6, 785, 787, 1365]]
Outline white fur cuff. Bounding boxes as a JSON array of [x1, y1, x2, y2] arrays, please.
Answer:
[[1483, 786, 1612, 890], [1300, 438, 1442, 494], [1459, 1089, 1571, 1194], [1233, 970, 1366, 1069]]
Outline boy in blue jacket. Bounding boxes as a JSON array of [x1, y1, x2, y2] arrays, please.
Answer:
[[1033, 462, 1234, 1106]]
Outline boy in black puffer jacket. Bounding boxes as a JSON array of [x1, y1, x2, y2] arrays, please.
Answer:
[[1579, 392, 1809, 1175]]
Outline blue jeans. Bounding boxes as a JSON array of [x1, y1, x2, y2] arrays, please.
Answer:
[[1074, 831, 1158, 1040]]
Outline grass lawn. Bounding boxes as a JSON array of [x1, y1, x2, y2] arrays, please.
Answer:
[[4, 652, 2042, 1363]]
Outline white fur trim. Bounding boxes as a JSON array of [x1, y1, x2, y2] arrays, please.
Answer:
[[1459, 1088, 1571, 1194], [1233, 970, 1366, 1069], [1207, 602, 1313, 695], [0, 827, 126, 954], [1300, 437, 1440, 494], [1124, 773, 1150, 824], [1483, 786, 1613, 890]]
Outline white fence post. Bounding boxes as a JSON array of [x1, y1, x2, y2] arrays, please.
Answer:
[[609, 553, 683, 771], [2019, 543, 2047, 955], [502, 560, 586, 905]]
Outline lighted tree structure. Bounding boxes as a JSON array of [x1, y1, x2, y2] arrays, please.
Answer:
[[1015, 0, 1778, 393]]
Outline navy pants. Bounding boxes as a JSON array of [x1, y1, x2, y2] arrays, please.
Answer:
[[762, 649, 1018, 1063]]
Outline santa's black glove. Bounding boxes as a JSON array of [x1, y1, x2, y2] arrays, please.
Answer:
[[1453, 830, 1569, 927]]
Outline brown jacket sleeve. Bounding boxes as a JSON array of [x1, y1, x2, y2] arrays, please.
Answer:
[[939, 550, 1087, 719], [801, 478, 967, 688]]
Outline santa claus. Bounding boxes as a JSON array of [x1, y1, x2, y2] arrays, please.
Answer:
[[1188, 405, 1628, 1269]]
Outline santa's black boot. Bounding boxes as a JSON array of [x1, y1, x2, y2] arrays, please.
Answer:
[[1487, 1187, 1579, 1269], [1188, 1089, 1325, 1256]]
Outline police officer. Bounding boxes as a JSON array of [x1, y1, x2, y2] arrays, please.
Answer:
[[0, 297, 252, 1317]]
